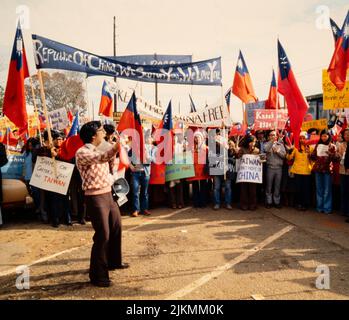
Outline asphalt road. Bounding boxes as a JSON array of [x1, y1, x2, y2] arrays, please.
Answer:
[[0, 206, 349, 300]]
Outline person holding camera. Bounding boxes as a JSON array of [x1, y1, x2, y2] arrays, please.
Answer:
[[76, 121, 129, 288], [264, 131, 286, 209]]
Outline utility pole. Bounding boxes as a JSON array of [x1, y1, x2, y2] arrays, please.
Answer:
[[113, 16, 117, 113]]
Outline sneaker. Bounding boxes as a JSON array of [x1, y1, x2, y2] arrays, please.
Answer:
[[225, 205, 233, 210], [78, 219, 86, 225], [131, 211, 139, 218], [143, 210, 151, 216], [213, 205, 220, 211], [91, 279, 112, 288]]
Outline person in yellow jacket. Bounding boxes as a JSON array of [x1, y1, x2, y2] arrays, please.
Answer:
[[286, 132, 314, 211]]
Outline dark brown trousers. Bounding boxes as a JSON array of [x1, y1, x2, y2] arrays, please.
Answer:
[[240, 183, 257, 210], [85, 192, 122, 283]]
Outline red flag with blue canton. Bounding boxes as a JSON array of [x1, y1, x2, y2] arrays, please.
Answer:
[[328, 11, 349, 90], [265, 69, 279, 109], [277, 40, 308, 149], [67, 112, 79, 138], [117, 92, 145, 163], [3, 22, 29, 133], [232, 51, 257, 104], [330, 18, 341, 45], [98, 80, 113, 118]]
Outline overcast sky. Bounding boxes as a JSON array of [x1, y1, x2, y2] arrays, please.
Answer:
[[0, 0, 348, 121]]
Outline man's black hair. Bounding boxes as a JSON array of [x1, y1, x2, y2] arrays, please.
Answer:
[[103, 124, 116, 136], [43, 130, 61, 141], [79, 121, 102, 144]]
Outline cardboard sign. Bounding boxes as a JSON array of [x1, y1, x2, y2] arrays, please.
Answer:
[[48, 108, 69, 131], [317, 145, 329, 157], [322, 69, 349, 110], [165, 153, 195, 182], [30, 156, 74, 195], [236, 155, 263, 184], [302, 118, 328, 132], [254, 110, 288, 130]]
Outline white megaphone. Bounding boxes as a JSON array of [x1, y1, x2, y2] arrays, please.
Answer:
[[112, 177, 130, 206]]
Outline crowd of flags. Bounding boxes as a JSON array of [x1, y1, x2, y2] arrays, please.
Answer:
[[1, 11, 349, 151]]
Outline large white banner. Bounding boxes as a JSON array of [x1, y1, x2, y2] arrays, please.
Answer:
[[236, 155, 263, 184], [30, 157, 75, 195]]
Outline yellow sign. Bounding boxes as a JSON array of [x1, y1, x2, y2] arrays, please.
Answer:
[[0, 114, 40, 135], [302, 118, 328, 132], [322, 69, 349, 110]]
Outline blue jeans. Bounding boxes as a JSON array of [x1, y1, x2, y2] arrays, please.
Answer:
[[340, 175, 349, 216], [213, 176, 232, 206], [131, 171, 150, 213], [315, 173, 332, 213]]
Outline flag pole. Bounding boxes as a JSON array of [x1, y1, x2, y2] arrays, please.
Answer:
[[37, 70, 57, 177], [29, 76, 42, 145], [221, 85, 227, 180]]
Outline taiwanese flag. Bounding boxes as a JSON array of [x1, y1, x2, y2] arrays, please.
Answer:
[[225, 89, 231, 112], [99, 80, 113, 118], [67, 112, 79, 138], [327, 11, 349, 91], [265, 70, 280, 109], [232, 51, 257, 104], [229, 123, 247, 137], [330, 18, 341, 45], [0, 131, 3, 143], [3, 22, 29, 133], [277, 40, 308, 148], [117, 92, 145, 163], [150, 101, 174, 185]]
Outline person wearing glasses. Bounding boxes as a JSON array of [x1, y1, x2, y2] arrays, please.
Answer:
[[264, 131, 286, 209], [76, 121, 129, 288]]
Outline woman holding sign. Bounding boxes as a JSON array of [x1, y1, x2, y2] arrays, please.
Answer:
[[310, 130, 339, 215], [237, 135, 260, 211]]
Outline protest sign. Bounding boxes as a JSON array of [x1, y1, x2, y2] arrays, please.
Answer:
[[302, 119, 328, 132], [254, 109, 288, 130], [48, 108, 69, 131], [30, 156, 74, 195], [165, 153, 195, 182], [0, 155, 25, 179], [246, 101, 265, 126], [236, 155, 263, 184], [317, 145, 329, 157], [322, 69, 349, 110]]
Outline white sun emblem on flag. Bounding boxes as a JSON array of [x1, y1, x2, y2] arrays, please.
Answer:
[[237, 58, 243, 70], [332, 26, 338, 34], [16, 36, 23, 55], [344, 23, 349, 38]]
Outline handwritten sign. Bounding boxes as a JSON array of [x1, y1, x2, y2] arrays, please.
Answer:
[[236, 155, 263, 184], [317, 145, 329, 157], [254, 110, 288, 130], [30, 156, 74, 195], [302, 118, 328, 132], [322, 69, 349, 110], [48, 108, 69, 131], [165, 153, 195, 182]]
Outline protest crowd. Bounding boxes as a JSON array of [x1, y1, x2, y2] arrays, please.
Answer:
[[1, 10, 349, 287]]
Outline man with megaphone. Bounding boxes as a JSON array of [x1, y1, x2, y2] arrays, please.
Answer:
[[76, 121, 129, 288]]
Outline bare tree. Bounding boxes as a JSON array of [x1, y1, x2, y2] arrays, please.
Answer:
[[25, 71, 87, 114]]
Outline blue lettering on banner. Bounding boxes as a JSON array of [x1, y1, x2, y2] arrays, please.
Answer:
[[32, 35, 222, 86], [1, 155, 25, 180]]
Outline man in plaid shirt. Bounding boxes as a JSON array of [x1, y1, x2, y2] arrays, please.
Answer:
[[76, 121, 129, 288]]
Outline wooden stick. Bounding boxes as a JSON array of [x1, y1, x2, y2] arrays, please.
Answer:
[[37, 70, 57, 177], [29, 76, 43, 145]]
